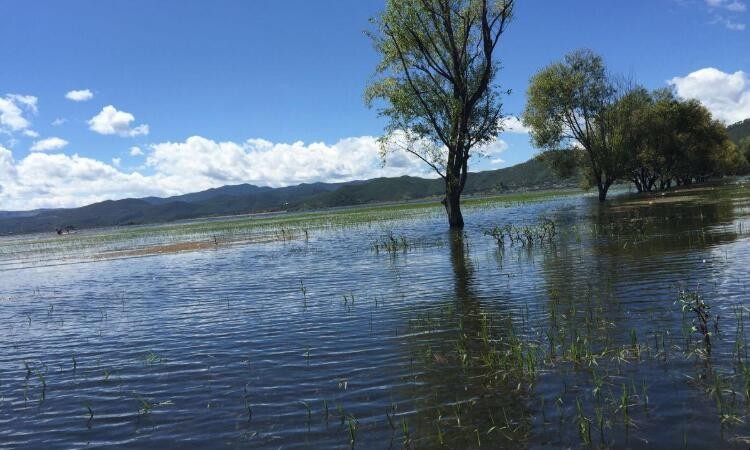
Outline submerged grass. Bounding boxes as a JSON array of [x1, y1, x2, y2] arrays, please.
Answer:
[[0, 189, 578, 268], [4, 182, 750, 447]]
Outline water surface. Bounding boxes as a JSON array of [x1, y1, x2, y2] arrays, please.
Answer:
[[2, 182, 750, 448]]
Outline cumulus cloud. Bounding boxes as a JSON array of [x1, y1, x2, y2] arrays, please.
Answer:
[[0, 146, 16, 183], [30, 137, 69, 152], [0, 134, 439, 210], [0, 131, 516, 210], [477, 138, 509, 158], [88, 105, 149, 137], [65, 89, 94, 102], [129, 146, 144, 156], [668, 67, 750, 123], [6, 94, 38, 114], [500, 116, 530, 134], [0, 150, 160, 210], [145, 135, 434, 192], [0, 94, 37, 134]]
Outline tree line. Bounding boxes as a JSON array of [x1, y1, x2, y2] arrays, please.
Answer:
[[523, 49, 747, 202]]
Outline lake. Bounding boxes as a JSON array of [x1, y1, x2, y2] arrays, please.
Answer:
[[1, 182, 750, 449]]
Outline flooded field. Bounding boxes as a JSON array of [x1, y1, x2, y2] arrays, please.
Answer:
[[2, 182, 750, 449]]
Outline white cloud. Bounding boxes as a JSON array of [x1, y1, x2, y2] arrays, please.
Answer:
[[500, 116, 530, 134], [6, 94, 38, 114], [704, 0, 747, 29], [477, 138, 509, 157], [129, 146, 144, 156], [51, 118, 67, 126], [0, 146, 17, 185], [145, 135, 433, 192], [65, 89, 94, 102], [0, 132, 516, 210], [0, 151, 160, 210], [22, 130, 39, 138], [88, 105, 149, 137], [30, 137, 69, 152], [669, 68, 750, 123], [712, 14, 747, 30], [490, 158, 505, 165], [706, 0, 747, 12], [0, 94, 37, 134], [0, 134, 436, 210]]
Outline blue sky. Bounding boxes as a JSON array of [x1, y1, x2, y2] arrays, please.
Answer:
[[0, 0, 749, 209]]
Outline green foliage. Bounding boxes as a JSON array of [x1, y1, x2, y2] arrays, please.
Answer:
[[617, 88, 744, 189], [366, 0, 514, 227], [739, 137, 750, 172], [366, 0, 512, 155], [534, 148, 582, 179], [523, 49, 624, 201], [727, 118, 750, 144], [525, 49, 745, 197]]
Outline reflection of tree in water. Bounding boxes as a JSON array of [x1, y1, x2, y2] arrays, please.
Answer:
[[530, 188, 750, 448], [398, 231, 536, 448], [590, 188, 740, 257]]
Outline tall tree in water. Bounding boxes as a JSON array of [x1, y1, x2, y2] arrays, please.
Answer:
[[366, 0, 514, 228], [523, 49, 626, 202]]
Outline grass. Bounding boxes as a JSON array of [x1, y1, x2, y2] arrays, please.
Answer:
[[484, 217, 557, 247], [401, 279, 750, 447]]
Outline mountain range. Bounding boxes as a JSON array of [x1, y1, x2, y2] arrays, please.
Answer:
[[4, 116, 748, 237], [0, 158, 573, 235]]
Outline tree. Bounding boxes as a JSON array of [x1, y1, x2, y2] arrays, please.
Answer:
[[669, 100, 734, 185], [614, 87, 743, 189], [366, 0, 514, 228], [523, 49, 626, 202], [741, 138, 750, 172], [610, 86, 655, 192]]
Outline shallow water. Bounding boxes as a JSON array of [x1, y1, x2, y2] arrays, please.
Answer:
[[2, 182, 750, 449]]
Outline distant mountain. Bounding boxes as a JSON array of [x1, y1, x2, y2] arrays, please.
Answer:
[[143, 183, 347, 205], [728, 118, 750, 144], [0, 209, 54, 219], [0, 158, 574, 235], [296, 158, 569, 209]]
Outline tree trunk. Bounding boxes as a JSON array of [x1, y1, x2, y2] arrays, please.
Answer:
[[596, 176, 611, 202], [597, 186, 608, 202], [632, 176, 643, 193], [443, 188, 464, 229]]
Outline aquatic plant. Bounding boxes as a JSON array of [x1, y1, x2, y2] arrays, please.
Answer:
[[484, 217, 557, 248], [678, 289, 714, 355], [372, 231, 410, 254]]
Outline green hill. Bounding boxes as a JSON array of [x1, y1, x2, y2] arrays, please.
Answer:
[[0, 158, 574, 235], [296, 158, 570, 209]]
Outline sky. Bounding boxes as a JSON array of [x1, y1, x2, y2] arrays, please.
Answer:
[[0, 0, 749, 211]]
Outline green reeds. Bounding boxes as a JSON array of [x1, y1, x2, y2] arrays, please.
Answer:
[[484, 217, 557, 248], [372, 231, 410, 254]]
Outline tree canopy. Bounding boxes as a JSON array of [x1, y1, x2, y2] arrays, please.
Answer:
[[366, 0, 514, 228], [524, 49, 745, 200], [523, 49, 625, 201]]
